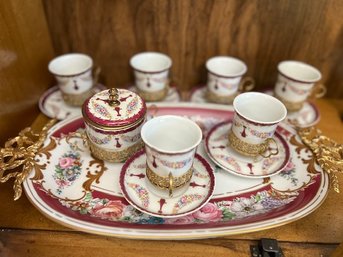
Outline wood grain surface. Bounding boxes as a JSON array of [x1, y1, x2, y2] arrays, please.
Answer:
[[43, 0, 343, 98], [0, 229, 337, 257], [0, 0, 54, 145]]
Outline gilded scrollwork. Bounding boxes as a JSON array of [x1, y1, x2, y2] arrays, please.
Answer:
[[297, 127, 343, 193], [82, 159, 108, 192], [0, 119, 57, 200], [31, 138, 58, 181]]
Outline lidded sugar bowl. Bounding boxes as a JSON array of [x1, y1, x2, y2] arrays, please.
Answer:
[[82, 88, 146, 162]]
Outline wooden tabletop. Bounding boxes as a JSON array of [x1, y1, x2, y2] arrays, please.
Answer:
[[0, 99, 342, 257]]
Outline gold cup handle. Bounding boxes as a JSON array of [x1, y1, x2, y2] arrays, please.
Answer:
[[310, 83, 326, 99], [168, 172, 174, 197], [239, 76, 255, 92], [259, 137, 279, 158]]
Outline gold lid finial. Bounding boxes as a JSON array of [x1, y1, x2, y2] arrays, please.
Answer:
[[108, 88, 120, 106]]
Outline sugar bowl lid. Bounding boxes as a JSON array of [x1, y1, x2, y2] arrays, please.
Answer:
[[82, 88, 146, 128]]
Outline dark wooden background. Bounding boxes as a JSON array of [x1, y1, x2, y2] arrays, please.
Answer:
[[43, 0, 343, 97], [0, 0, 342, 144], [0, 0, 54, 144]]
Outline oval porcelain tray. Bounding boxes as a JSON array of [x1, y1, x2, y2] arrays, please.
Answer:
[[24, 103, 328, 240]]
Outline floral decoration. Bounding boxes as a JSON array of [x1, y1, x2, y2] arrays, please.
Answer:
[[158, 156, 193, 169], [217, 80, 237, 90], [278, 79, 308, 95], [172, 194, 204, 214], [91, 101, 111, 119], [126, 96, 139, 116], [58, 190, 296, 225], [233, 120, 274, 139], [127, 183, 149, 208], [279, 160, 299, 186], [53, 151, 83, 194], [121, 133, 141, 143], [88, 133, 111, 145], [214, 154, 241, 172], [261, 156, 281, 173], [192, 202, 223, 222], [193, 169, 209, 179]]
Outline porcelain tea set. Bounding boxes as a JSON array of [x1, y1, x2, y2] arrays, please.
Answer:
[[45, 52, 326, 217]]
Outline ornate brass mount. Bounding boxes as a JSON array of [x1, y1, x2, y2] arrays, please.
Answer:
[[0, 119, 57, 200], [298, 126, 343, 193]]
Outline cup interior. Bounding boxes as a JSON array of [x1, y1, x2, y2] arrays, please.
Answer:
[[206, 56, 247, 77], [130, 52, 172, 72], [141, 115, 202, 153], [233, 92, 287, 124], [278, 61, 321, 82], [48, 53, 93, 76]]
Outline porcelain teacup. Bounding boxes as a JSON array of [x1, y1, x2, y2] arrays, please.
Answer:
[[274, 61, 326, 111], [228, 92, 287, 157], [130, 52, 172, 101], [141, 115, 202, 198], [206, 56, 255, 104], [48, 53, 100, 106]]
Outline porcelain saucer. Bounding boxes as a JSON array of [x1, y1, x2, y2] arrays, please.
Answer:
[[205, 121, 290, 179], [190, 86, 208, 103], [120, 149, 215, 218], [285, 102, 320, 127], [189, 86, 235, 105], [39, 84, 106, 120], [128, 85, 181, 102], [264, 90, 320, 127]]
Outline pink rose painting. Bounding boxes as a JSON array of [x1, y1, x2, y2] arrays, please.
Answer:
[[280, 159, 298, 186], [90, 200, 125, 220], [53, 151, 82, 194], [284, 160, 295, 171], [192, 202, 222, 222], [59, 157, 74, 169], [63, 190, 295, 225]]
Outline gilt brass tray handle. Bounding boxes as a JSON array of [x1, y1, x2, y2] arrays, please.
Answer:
[[297, 126, 342, 193], [0, 119, 57, 200]]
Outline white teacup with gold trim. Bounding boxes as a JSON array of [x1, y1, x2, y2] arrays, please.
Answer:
[[229, 92, 287, 158], [141, 115, 202, 198], [130, 52, 172, 102], [206, 56, 255, 104], [274, 61, 326, 112], [49, 53, 100, 106]]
